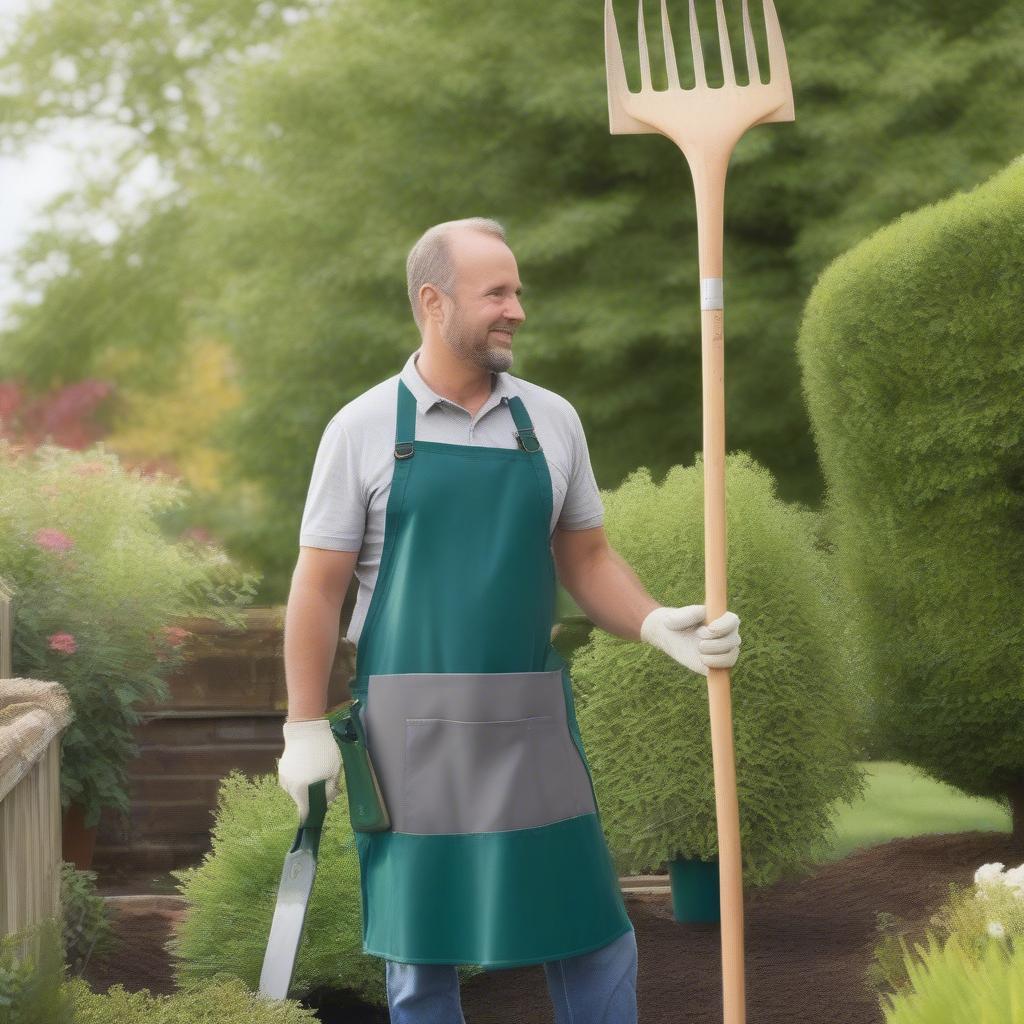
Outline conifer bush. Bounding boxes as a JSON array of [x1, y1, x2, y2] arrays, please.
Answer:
[[571, 452, 869, 884], [65, 974, 319, 1023], [169, 769, 484, 1007]]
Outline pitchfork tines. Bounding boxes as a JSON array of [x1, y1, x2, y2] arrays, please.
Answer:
[[605, 0, 794, 163]]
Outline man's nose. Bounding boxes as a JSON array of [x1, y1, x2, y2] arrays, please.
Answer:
[[504, 296, 525, 324]]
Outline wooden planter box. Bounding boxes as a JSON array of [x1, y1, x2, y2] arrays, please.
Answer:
[[93, 604, 355, 873]]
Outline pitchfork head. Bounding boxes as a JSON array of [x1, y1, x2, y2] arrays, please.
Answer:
[[604, 0, 794, 161]]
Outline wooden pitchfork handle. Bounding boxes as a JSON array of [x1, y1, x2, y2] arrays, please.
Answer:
[[604, 2, 795, 1022]]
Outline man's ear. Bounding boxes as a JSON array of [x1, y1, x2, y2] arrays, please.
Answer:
[[420, 284, 447, 326]]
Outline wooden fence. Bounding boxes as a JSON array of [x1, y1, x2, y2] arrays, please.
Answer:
[[0, 678, 72, 962], [93, 605, 355, 871]]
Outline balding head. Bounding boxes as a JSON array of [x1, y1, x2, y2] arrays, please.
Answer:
[[406, 217, 508, 333]]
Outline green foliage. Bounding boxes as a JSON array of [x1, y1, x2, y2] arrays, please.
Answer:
[[59, 861, 116, 977], [867, 862, 1024, 1003], [571, 451, 869, 883], [0, 917, 75, 1024], [0, 894, 312, 1023], [796, 157, 1024, 810], [0, 440, 260, 826], [879, 929, 1024, 1024], [168, 770, 485, 1007], [64, 974, 320, 1022], [3, 2, 1024, 601]]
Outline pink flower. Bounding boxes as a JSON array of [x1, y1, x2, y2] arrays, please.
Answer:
[[35, 527, 74, 553], [161, 626, 190, 647], [48, 632, 77, 654]]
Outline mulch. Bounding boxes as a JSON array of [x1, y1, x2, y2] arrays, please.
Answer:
[[80, 829, 1024, 1023]]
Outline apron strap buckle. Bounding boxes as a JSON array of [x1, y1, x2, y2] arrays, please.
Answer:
[[394, 441, 415, 459], [515, 429, 541, 453]]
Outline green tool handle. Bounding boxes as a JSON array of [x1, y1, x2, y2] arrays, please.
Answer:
[[289, 778, 327, 857], [287, 701, 359, 855]]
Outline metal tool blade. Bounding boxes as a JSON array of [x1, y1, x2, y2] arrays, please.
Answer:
[[257, 777, 328, 1000]]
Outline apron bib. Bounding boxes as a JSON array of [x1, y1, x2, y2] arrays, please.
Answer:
[[349, 377, 632, 967]]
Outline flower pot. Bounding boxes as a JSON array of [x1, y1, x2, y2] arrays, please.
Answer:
[[62, 801, 99, 871], [668, 855, 720, 923]]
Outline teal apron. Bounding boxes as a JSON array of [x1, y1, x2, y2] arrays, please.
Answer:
[[349, 377, 633, 967]]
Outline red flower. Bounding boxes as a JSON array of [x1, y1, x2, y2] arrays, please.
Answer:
[[35, 527, 74, 553], [161, 626, 190, 647], [48, 632, 77, 655]]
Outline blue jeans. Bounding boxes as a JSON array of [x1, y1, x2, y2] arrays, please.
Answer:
[[385, 926, 638, 1024]]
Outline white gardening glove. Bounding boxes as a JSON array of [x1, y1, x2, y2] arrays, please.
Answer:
[[277, 718, 342, 823], [640, 604, 741, 677]]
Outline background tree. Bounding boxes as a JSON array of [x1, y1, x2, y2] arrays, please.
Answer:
[[1, 0, 1021, 599]]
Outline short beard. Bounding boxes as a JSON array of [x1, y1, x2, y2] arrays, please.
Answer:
[[443, 301, 513, 374]]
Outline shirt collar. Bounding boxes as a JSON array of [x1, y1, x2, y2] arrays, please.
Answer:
[[400, 347, 516, 415]]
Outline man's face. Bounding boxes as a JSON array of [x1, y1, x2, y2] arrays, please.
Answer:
[[437, 231, 526, 374]]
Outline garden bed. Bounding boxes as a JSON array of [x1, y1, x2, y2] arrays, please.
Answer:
[[80, 829, 1022, 1023]]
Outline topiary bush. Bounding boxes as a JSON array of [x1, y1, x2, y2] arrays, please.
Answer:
[[168, 769, 484, 1008], [796, 157, 1024, 830], [571, 452, 869, 885]]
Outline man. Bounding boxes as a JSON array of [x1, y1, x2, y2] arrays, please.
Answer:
[[279, 217, 741, 1024]]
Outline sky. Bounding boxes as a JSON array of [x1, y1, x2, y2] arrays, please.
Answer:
[[0, 0, 61, 321], [0, 0, 166, 329]]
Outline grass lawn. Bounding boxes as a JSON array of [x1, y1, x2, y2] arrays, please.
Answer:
[[820, 760, 1013, 863]]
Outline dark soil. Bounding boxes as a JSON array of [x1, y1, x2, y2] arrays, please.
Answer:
[[81, 830, 1023, 1023]]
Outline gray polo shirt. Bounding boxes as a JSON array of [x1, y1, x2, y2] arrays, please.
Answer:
[[299, 347, 605, 646]]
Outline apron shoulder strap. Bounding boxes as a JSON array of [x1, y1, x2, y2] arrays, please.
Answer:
[[502, 395, 542, 453], [394, 378, 416, 459]]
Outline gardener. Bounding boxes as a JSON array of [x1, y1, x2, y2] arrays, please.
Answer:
[[278, 217, 741, 1024]]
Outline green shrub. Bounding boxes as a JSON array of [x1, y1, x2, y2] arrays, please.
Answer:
[[0, 441, 260, 828], [59, 860, 116, 976], [168, 769, 483, 1007], [868, 859, 1024, 1002], [0, 916, 75, 1024], [796, 157, 1024, 813], [880, 929, 1024, 1023], [64, 974, 319, 1022], [571, 453, 869, 884]]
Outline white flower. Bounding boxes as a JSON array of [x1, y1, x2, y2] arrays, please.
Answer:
[[974, 862, 1006, 887], [1002, 864, 1024, 893], [987, 921, 1006, 939]]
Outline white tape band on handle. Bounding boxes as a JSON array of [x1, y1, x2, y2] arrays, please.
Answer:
[[700, 277, 724, 310]]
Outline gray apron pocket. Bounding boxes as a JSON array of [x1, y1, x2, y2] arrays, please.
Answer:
[[364, 670, 597, 835], [402, 714, 589, 834]]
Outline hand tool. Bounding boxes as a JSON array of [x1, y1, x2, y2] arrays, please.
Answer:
[[604, 3, 795, 1021], [257, 777, 328, 999]]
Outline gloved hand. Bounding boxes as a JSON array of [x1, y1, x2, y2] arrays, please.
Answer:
[[640, 605, 741, 677], [277, 717, 342, 823]]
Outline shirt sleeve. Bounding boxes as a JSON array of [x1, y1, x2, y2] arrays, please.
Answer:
[[556, 404, 605, 531], [298, 412, 366, 551]]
